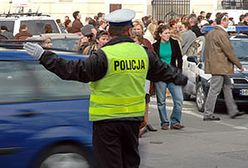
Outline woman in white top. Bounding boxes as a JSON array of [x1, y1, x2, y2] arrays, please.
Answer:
[[144, 20, 158, 44]]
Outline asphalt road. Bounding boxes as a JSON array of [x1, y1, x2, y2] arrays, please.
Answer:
[[139, 96, 248, 168]]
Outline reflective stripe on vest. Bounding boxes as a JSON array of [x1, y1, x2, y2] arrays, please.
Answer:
[[89, 42, 148, 121]]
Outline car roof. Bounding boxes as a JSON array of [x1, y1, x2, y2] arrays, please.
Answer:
[[0, 48, 87, 61], [230, 35, 248, 40], [196, 35, 248, 41], [0, 16, 55, 21], [0, 12, 52, 18], [201, 26, 248, 34]]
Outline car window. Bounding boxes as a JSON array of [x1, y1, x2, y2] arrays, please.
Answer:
[[0, 61, 90, 104], [29, 62, 90, 100], [0, 61, 36, 103], [197, 40, 204, 56], [0, 21, 14, 34], [21, 20, 60, 35], [231, 40, 248, 60], [52, 38, 80, 51], [186, 41, 200, 56], [186, 38, 205, 57]]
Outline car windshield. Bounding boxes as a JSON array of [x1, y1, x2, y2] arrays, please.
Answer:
[[0, 61, 90, 103], [52, 38, 79, 52], [231, 39, 248, 60], [21, 20, 60, 34]]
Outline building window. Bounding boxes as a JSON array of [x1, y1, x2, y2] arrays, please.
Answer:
[[221, 0, 248, 9], [152, 0, 190, 22]]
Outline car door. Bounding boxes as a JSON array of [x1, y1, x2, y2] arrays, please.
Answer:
[[0, 59, 91, 168], [0, 61, 38, 151]]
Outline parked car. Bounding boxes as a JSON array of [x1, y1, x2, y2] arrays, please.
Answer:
[[0, 47, 93, 168], [182, 29, 248, 112]]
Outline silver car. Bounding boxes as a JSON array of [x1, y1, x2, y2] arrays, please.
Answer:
[[182, 35, 248, 112]]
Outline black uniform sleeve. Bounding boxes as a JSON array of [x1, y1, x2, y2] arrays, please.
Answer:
[[39, 49, 108, 83], [146, 49, 188, 86]]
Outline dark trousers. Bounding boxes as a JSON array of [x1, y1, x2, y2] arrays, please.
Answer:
[[93, 121, 140, 168]]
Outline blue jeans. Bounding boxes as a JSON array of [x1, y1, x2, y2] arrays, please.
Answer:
[[155, 81, 183, 126]]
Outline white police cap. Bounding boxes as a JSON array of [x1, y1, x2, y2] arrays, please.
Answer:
[[105, 9, 135, 26]]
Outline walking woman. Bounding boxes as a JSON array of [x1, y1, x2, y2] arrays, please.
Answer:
[[153, 24, 184, 130]]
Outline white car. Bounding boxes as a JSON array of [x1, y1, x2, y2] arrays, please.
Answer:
[[0, 12, 61, 36]]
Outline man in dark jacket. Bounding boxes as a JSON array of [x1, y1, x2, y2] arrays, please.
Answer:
[[0, 26, 14, 39], [71, 10, 83, 34], [24, 9, 187, 168], [14, 24, 32, 40], [189, 16, 203, 37]]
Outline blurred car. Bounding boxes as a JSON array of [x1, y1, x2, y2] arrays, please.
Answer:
[[0, 47, 93, 168], [182, 27, 248, 112]]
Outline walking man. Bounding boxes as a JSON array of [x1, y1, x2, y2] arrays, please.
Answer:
[[203, 13, 245, 121]]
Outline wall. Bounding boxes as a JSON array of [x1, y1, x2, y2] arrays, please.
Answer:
[[0, 0, 223, 21], [0, 0, 148, 21], [190, 0, 217, 15]]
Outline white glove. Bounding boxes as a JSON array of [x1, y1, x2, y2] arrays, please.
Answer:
[[24, 42, 44, 60]]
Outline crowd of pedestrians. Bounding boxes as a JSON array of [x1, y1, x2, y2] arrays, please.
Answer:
[[1, 9, 247, 128]]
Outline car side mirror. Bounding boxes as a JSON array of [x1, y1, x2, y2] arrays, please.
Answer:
[[187, 56, 198, 64]]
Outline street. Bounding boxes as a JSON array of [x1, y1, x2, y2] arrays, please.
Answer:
[[139, 97, 248, 168]]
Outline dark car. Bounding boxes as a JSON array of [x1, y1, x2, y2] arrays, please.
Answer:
[[182, 31, 248, 112], [0, 47, 93, 168]]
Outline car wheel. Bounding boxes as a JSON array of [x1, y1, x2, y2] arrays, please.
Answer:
[[34, 144, 91, 168], [196, 82, 206, 112]]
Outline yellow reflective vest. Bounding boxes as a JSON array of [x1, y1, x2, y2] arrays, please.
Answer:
[[89, 42, 149, 121]]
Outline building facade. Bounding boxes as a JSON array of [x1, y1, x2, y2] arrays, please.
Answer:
[[0, 0, 246, 21], [0, 0, 149, 21]]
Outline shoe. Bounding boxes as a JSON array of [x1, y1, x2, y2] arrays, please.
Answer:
[[230, 111, 245, 119], [170, 123, 184, 129], [146, 124, 157, 131], [203, 115, 220, 121], [161, 124, 169, 130]]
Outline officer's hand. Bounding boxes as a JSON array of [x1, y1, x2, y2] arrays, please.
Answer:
[[24, 42, 44, 60], [174, 73, 188, 86], [139, 121, 147, 129]]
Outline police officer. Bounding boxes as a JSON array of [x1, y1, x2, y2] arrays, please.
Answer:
[[24, 9, 187, 168]]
